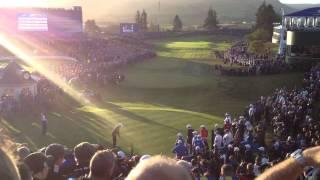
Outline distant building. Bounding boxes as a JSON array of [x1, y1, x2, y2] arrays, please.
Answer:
[[274, 7, 320, 64]]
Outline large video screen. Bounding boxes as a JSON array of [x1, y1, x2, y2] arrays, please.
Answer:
[[0, 7, 83, 36], [17, 13, 48, 32], [120, 23, 139, 33]]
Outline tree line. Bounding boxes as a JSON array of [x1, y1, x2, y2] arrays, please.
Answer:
[[135, 8, 219, 32]]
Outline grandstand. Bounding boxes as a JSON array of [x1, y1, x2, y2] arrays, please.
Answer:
[[274, 7, 320, 64]]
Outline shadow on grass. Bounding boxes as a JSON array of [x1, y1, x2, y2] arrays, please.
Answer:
[[96, 101, 180, 131]]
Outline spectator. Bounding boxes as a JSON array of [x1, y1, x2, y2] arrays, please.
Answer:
[[24, 152, 49, 180], [126, 155, 192, 180], [72, 142, 97, 178], [88, 150, 115, 180], [0, 147, 21, 180], [219, 164, 238, 180], [172, 140, 188, 159], [45, 143, 65, 180], [186, 124, 194, 153]]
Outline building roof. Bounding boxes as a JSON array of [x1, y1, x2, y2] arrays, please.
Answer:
[[285, 7, 320, 17]]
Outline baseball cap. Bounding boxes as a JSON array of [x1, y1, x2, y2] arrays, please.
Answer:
[[140, 154, 151, 161], [117, 151, 126, 160]]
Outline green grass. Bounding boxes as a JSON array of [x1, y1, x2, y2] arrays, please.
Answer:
[[149, 34, 238, 66], [0, 35, 304, 155]]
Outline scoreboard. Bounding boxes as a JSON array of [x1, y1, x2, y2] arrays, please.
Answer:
[[18, 13, 48, 32], [120, 23, 139, 33], [0, 7, 83, 36]]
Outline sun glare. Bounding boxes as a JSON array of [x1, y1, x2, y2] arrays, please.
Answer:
[[0, 33, 120, 127]]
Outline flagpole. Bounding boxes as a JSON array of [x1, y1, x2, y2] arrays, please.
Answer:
[[158, 0, 160, 32]]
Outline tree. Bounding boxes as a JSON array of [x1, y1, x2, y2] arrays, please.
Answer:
[[84, 20, 100, 35], [247, 2, 279, 54], [141, 10, 148, 31], [254, 2, 278, 39], [173, 15, 183, 31], [248, 40, 266, 54], [204, 8, 218, 30], [248, 28, 270, 42], [135, 10, 141, 28]]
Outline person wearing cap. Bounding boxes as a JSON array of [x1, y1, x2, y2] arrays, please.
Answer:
[[192, 135, 204, 155], [214, 131, 223, 150], [140, 155, 151, 162], [176, 133, 185, 145], [172, 140, 188, 159], [224, 113, 232, 130], [45, 143, 65, 180], [233, 147, 241, 163], [186, 124, 194, 153], [112, 123, 123, 147], [244, 144, 254, 163], [24, 152, 49, 180], [248, 104, 255, 122], [114, 151, 130, 179]]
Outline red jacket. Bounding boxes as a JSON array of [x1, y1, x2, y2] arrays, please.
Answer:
[[200, 128, 208, 139]]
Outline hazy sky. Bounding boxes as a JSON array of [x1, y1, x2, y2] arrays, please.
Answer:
[[279, 0, 320, 3], [0, 0, 319, 22]]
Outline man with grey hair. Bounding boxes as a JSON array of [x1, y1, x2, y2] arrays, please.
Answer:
[[126, 156, 192, 180]]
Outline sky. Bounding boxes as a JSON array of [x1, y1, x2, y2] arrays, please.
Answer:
[[0, 0, 319, 22], [0, 0, 319, 6], [279, 0, 320, 3]]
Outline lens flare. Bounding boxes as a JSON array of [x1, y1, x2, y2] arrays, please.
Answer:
[[0, 33, 120, 127]]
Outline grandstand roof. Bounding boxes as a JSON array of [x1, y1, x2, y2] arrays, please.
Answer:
[[285, 7, 320, 17]]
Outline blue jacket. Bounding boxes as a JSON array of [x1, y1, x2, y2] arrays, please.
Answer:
[[172, 144, 188, 157]]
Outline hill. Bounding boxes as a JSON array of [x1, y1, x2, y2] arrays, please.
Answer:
[[93, 0, 302, 25]]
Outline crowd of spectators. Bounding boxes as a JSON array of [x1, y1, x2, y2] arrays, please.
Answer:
[[170, 64, 320, 179], [1, 64, 320, 180], [0, 35, 156, 117], [215, 41, 290, 76], [2, 33, 320, 179]]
